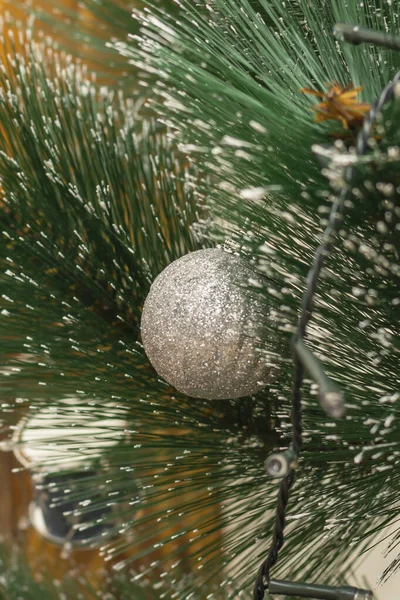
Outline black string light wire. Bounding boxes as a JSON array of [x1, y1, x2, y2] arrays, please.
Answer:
[[333, 23, 400, 51], [253, 23, 400, 600]]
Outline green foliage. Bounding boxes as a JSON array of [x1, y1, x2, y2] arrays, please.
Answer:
[[0, 0, 399, 599], [0, 32, 205, 333], [0, 28, 276, 599], [119, 0, 400, 195], [116, 0, 400, 590]]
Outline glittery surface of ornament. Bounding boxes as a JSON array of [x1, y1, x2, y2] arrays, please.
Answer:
[[141, 248, 274, 399]]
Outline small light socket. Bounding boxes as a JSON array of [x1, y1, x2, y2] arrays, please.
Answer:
[[265, 449, 298, 478]]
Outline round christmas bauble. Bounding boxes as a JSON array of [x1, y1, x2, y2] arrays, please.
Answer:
[[141, 248, 273, 399]]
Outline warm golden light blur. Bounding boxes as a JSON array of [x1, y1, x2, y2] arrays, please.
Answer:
[[0, 0, 131, 84]]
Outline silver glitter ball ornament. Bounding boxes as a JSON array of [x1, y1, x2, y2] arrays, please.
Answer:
[[141, 248, 272, 399]]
